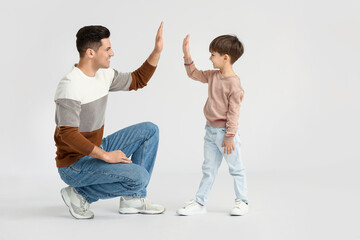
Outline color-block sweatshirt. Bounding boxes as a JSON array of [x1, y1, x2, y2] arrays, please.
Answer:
[[184, 57, 244, 142], [54, 60, 156, 168]]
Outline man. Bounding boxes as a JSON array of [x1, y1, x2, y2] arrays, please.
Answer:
[[54, 22, 164, 219]]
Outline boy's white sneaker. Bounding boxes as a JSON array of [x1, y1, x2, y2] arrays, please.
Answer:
[[176, 199, 207, 216], [230, 200, 249, 216], [60, 186, 94, 219], [119, 197, 165, 214]]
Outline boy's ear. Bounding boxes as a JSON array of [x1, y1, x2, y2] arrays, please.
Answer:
[[224, 54, 230, 62]]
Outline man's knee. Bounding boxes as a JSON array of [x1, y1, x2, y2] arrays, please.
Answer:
[[141, 121, 159, 137]]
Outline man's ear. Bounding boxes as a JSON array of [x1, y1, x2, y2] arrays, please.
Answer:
[[85, 48, 95, 58]]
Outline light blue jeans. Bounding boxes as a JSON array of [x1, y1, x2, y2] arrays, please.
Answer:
[[196, 125, 248, 205], [58, 122, 159, 203]]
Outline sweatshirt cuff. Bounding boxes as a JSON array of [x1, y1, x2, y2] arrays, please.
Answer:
[[223, 135, 234, 142]]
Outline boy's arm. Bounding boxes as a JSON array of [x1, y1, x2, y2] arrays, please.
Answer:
[[183, 34, 212, 83], [222, 88, 243, 154], [224, 88, 244, 142]]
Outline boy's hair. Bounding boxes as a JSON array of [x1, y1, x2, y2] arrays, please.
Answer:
[[76, 25, 110, 57], [209, 35, 244, 64]]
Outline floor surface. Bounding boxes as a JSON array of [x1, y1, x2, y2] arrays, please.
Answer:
[[1, 166, 358, 240]]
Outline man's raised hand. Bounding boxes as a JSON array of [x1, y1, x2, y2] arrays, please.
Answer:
[[154, 21, 164, 54]]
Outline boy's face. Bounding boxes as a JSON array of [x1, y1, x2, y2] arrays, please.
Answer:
[[93, 38, 114, 69], [209, 51, 225, 69]]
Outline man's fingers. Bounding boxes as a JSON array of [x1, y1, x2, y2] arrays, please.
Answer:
[[121, 158, 132, 163], [157, 21, 163, 37]]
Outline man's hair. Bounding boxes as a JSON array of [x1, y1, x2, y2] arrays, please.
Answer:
[[209, 35, 244, 64], [76, 25, 110, 57]]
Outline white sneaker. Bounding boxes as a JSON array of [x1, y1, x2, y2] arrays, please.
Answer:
[[60, 186, 94, 219], [176, 199, 207, 216], [119, 197, 165, 214], [230, 200, 249, 216]]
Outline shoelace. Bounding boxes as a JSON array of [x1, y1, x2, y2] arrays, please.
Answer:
[[79, 196, 89, 213], [140, 198, 152, 210], [184, 199, 199, 208], [234, 200, 246, 208]]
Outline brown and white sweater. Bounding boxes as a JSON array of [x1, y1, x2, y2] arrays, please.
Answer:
[[184, 57, 244, 142], [54, 60, 156, 168]]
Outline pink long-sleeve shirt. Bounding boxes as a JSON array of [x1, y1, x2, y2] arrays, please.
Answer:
[[184, 57, 244, 142]]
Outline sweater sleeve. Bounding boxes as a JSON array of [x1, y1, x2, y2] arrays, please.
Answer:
[[55, 98, 95, 155], [224, 88, 244, 142], [184, 57, 214, 83], [109, 60, 156, 91], [57, 126, 95, 155], [129, 60, 157, 91]]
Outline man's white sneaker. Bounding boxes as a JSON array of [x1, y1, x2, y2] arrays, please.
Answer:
[[230, 200, 249, 216], [119, 197, 165, 214], [60, 186, 94, 219], [176, 199, 207, 216]]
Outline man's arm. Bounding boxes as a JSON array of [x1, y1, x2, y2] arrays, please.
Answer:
[[110, 22, 164, 91], [147, 21, 163, 67], [55, 99, 131, 164], [129, 22, 163, 90]]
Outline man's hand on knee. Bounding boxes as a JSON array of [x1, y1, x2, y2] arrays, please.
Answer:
[[89, 146, 132, 164], [104, 150, 132, 164]]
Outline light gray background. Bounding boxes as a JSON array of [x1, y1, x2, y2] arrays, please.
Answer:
[[0, 0, 359, 239]]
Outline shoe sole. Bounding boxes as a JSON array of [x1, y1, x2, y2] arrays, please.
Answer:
[[176, 209, 207, 216], [119, 207, 165, 214], [60, 188, 94, 219], [230, 210, 248, 216]]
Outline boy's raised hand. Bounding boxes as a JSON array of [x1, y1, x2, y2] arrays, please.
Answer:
[[183, 34, 191, 58]]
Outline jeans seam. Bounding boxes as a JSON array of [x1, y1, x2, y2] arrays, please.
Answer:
[[122, 136, 149, 153], [79, 170, 137, 183], [139, 140, 146, 166]]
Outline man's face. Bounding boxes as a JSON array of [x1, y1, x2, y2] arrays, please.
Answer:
[[93, 38, 114, 69], [209, 51, 225, 69]]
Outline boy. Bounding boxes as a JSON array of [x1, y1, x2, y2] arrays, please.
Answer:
[[176, 34, 248, 216]]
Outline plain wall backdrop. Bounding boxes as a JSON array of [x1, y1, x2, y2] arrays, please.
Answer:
[[1, 0, 359, 176], [1, 0, 359, 239]]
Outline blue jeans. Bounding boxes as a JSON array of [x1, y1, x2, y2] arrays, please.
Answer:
[[196, 125, 248, 205], [58, 122, 159, 203]]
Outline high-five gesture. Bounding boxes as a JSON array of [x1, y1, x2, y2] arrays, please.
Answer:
[[183, 34, 191, 58], [147, 21, 164, 66]]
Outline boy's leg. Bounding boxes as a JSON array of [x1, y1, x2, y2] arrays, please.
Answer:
[[195, 125, 223, 205], [58, 121, 159, 203], [222, 132, 248, 203]]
